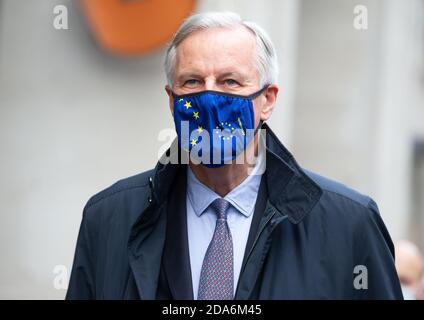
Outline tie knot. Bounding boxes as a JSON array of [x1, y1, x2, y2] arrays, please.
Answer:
[[210, 198, 230, 220]]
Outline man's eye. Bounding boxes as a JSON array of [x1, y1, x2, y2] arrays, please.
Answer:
[[184, 79, 200, 87], [224, 79, 239, 86]]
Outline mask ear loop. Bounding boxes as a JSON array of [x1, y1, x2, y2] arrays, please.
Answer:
[[252, 85, 270, 164], [171, 91, 179, 99], [249, 85, 269, 167], [250, 84, 270, 134], [248, 84, 270, 100], [248, 85, 268, 165]]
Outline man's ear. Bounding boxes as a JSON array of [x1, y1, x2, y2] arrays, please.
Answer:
[[260, 84, 279, 121], [165, 85, 174, 116]]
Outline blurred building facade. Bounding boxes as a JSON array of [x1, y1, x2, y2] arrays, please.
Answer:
[[0, 0, 423, 299], [293, 0, 424, 249]]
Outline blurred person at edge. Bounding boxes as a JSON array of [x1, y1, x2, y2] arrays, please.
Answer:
[[395, 240, 424, 300], [66, 12, 402, 300]]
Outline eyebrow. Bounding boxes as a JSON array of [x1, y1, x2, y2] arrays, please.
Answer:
[[176, 73, 202, 82], [176, 71, 247, 82], [218, 72, 245, 80]]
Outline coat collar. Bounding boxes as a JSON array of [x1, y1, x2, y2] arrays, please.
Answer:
[[262, 123, 322, 223]]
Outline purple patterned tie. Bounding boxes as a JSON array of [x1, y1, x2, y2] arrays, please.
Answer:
[[197, 198, 234, 300]]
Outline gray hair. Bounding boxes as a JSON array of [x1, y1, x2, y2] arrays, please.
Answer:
[[164, 11, 279, 87]]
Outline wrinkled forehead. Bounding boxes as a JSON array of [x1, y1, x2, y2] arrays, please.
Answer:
[[174, 26, 258, 77]]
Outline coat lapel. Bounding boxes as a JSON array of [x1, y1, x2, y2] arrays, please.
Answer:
[[127, 144, 182, 299], [235, 124, 323, 299], [162, 168, 194, 299], [127, 201, 167, 299]]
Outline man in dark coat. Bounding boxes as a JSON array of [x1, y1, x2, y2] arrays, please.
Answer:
[[66, 12, 402, 300]]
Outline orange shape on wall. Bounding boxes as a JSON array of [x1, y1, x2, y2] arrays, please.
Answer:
[[80, 0, 196, 55]]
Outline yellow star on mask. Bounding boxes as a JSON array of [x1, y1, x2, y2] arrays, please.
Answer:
[[197, 126, 203, 133], [184, 101, 192, 109], [193, 111, 199, 120], [191, 139, 197, 146]]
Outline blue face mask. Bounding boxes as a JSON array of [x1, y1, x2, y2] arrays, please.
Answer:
[[172, 86, 268, 168]]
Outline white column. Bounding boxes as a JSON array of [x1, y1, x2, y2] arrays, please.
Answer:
[[373, 0, 422, 241]]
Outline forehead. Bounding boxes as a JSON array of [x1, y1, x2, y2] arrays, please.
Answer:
[[174, 26, 257, 75]]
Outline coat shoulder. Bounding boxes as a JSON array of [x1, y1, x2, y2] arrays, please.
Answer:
[[303, 169, 372, 209], [85, 168, 155, 210], [300, 170, 400, 299]]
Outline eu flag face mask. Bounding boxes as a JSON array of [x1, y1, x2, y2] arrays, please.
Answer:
[[172, 86, 268, 168]]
